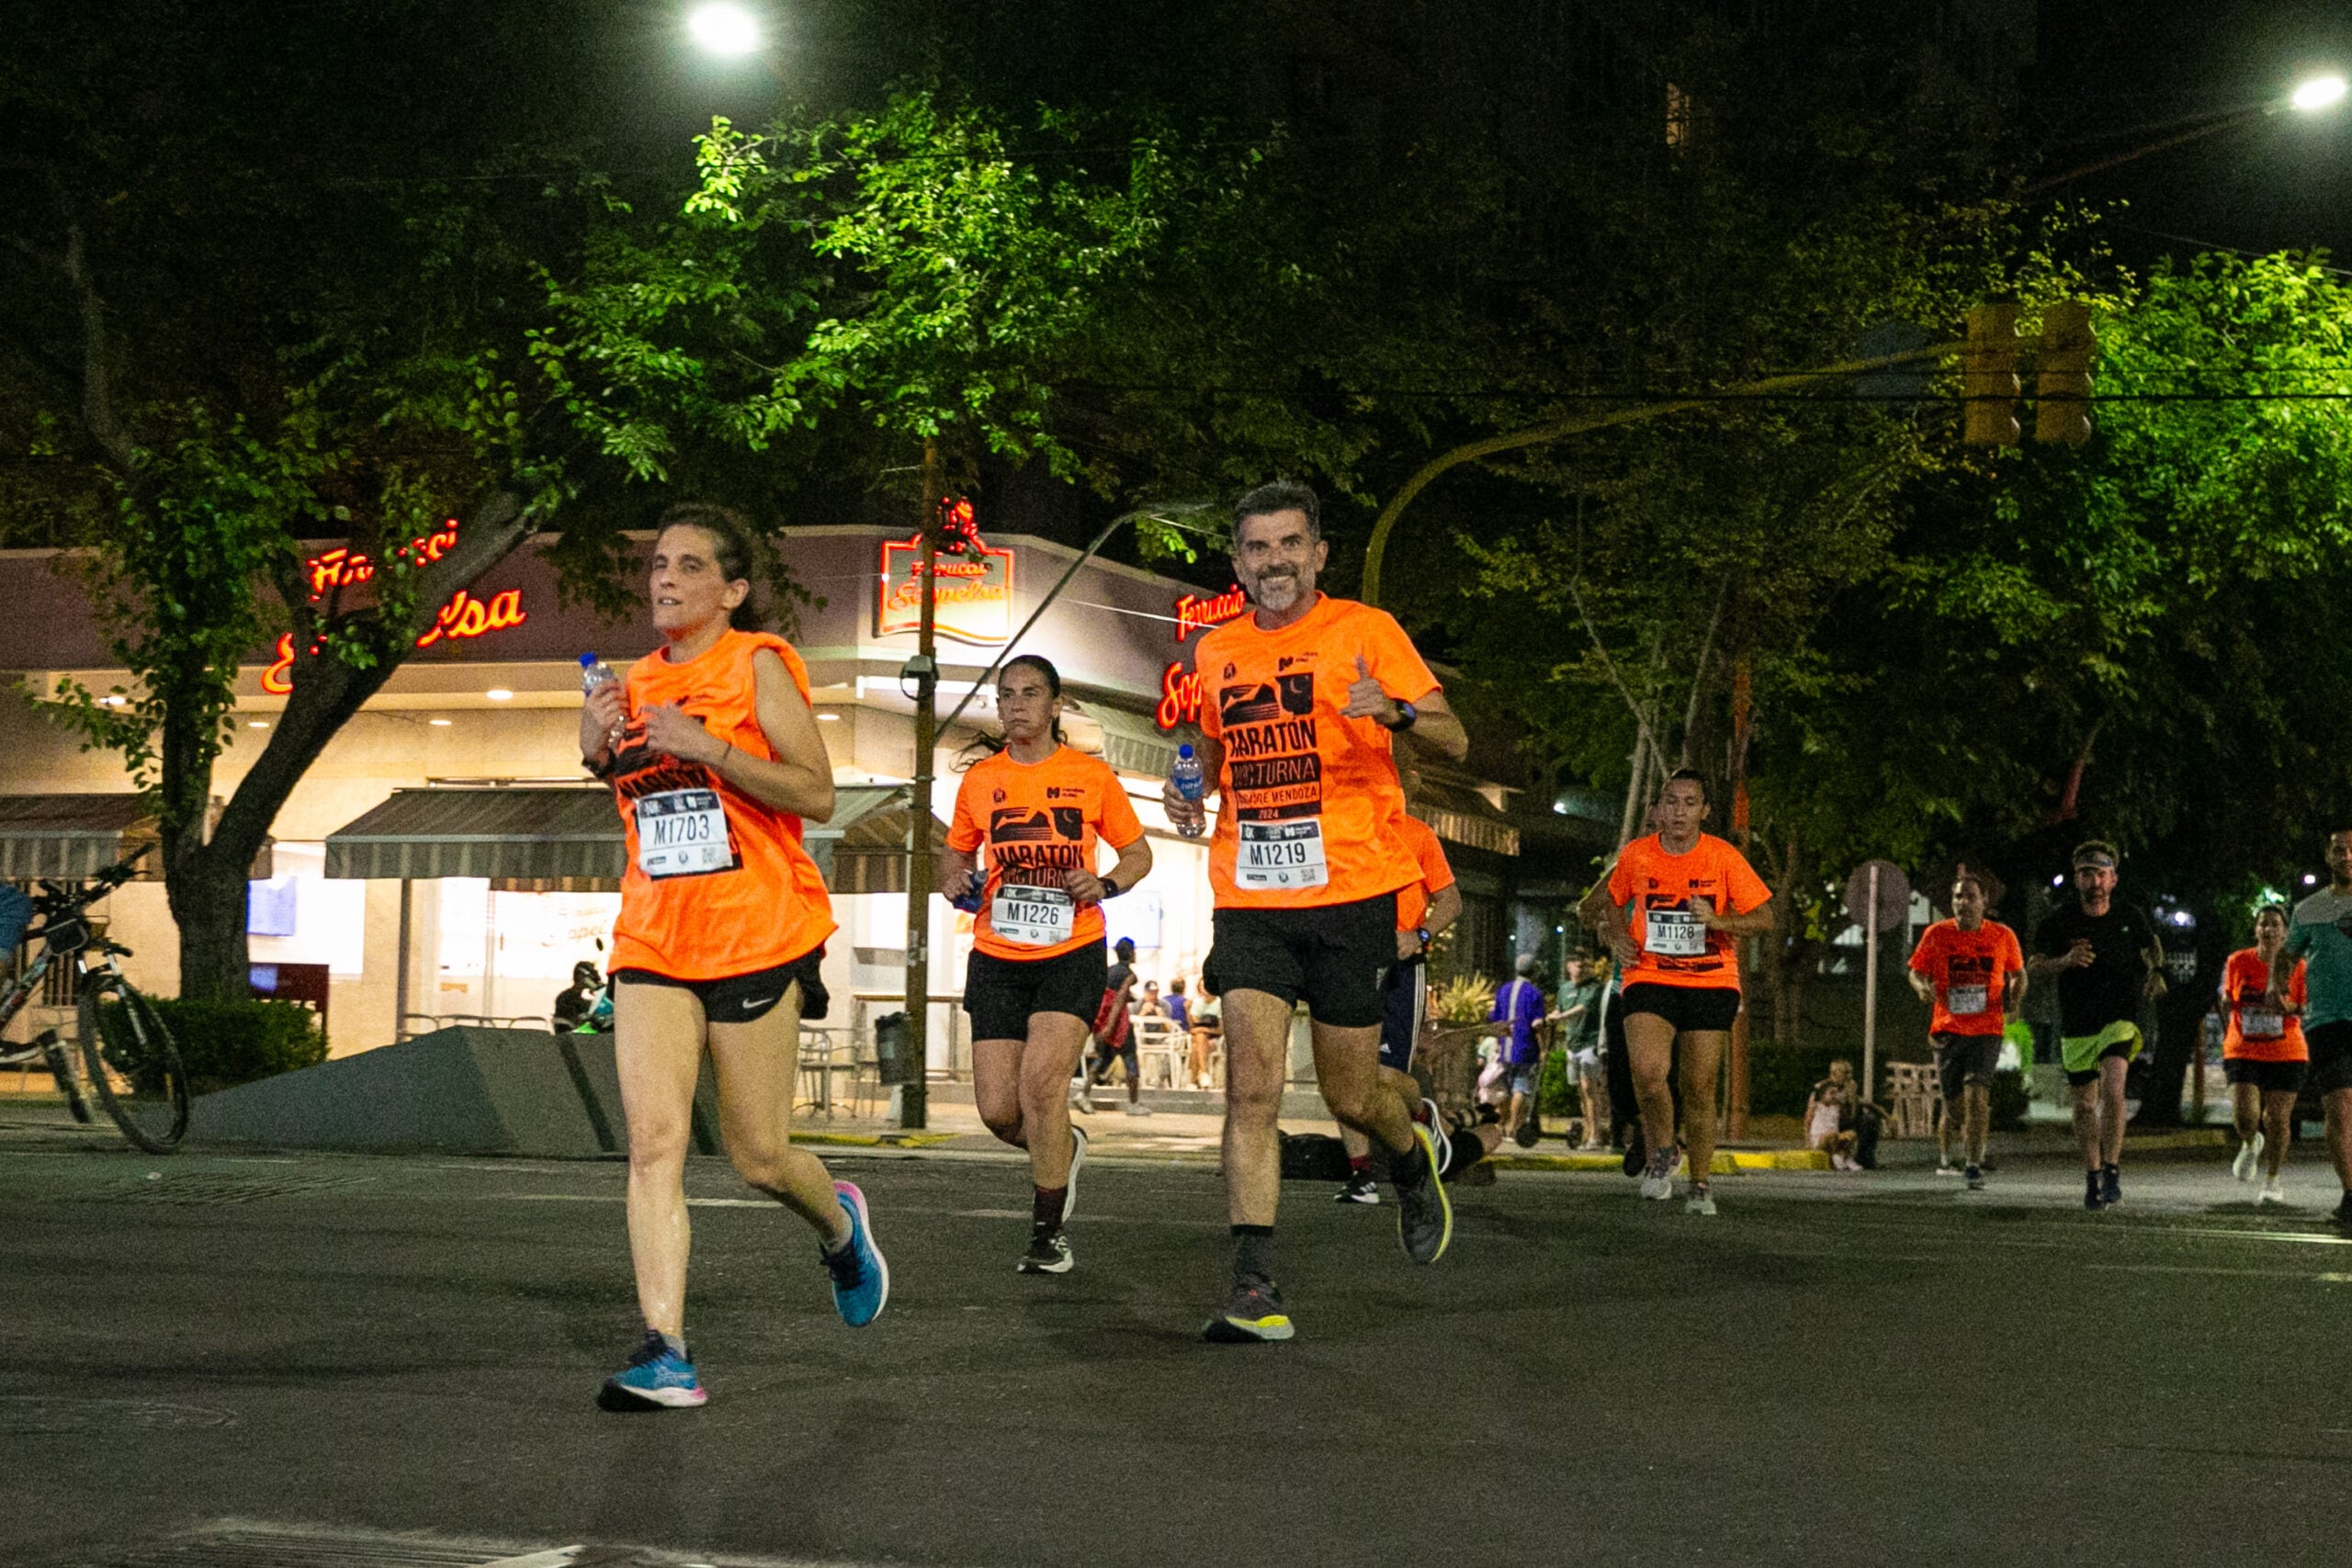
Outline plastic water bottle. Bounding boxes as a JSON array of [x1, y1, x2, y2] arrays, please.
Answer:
[[580, 652, 624, 745], [1170, 743, 1206, 839], [948, 868, 987, 914]]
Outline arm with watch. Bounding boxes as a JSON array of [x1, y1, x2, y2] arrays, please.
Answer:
[[1064, 833, 1152, 909], [1341, 654, 1467, 762], [1399, 878, 1464, 962]]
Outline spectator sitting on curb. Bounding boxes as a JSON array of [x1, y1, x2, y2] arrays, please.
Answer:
[[1805, 1060, 1865, 1170]]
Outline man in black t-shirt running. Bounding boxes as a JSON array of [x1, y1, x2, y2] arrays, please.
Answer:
[[2029, 840, 2164, 1211]]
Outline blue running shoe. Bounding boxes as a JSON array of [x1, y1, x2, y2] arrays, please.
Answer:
[[823, 1179, 889, 1327], [597, 1328, 707, 1411]]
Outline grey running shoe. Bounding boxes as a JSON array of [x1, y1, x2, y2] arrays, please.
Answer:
[[1335, 1172, 1380, 1204], [1016, 1230, 1074, 1275], [1964, 1164, 1985, 1191], [1203, 1274, 1294, 1342], [1641, 1145, 1678, 1201], [1686, 1182, 1717, 1216], [1395, 1124, 1453, 1264], [1417, 1097, 1453, 1174]]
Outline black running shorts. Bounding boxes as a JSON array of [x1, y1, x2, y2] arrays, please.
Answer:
[[2224, 1056, 2309, 1094], [2304, 1019, 2352, 1095], [1379, 953, 1428, 1073], [614, 945, 829, 1023], [1931, 1032, 2003, 1101], [1617, 981, 1740, 1035], [1208, 892, 1397, 1029], [962, 941, 1109, 1042]]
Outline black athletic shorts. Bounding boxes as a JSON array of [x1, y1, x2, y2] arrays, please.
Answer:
[[962, 940, 1108, 1043], [1379, 954, 1428, 1074], [1932, 1032, 2003, 1100], [2304, 1020, 2352, 1095], [2224, 1056, 2309, 1094], [1207, 891, 1397, 1029], [1617, 981, 1741, 1035], [614, 945, 828, 1023]]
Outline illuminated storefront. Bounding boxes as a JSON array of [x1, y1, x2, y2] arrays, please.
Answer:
[[0, 525, 1531, 1066]]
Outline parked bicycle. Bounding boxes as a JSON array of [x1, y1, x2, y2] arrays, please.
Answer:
[[0, 856, 190, 1153]]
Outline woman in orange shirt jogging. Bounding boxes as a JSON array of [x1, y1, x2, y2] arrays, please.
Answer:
[[943, 655, 1152, 1275], [1603, 768, 1775, 1216], [580, 505, 887, 1412], [2219, 904, 2308, 1203]]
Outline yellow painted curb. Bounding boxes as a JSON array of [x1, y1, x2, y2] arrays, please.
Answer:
[[793, 1132, 959, 1149], [1487, 1147, 1833, 1174]]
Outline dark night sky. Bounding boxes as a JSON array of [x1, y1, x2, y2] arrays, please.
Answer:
[[2029, 0, 2352, 274]]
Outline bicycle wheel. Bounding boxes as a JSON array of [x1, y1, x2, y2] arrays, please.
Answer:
[[78, 981, 190, 1153]]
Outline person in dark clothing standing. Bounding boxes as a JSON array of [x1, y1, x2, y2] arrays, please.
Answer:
[[2029, 840, 2165, 1211]]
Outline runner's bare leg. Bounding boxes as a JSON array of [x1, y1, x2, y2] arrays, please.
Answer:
[[708, 984, 852, 1236], [1311, 1021, 1416, 1156], [1623, 1013, 1679, 1160], [615, 983, 711, 1337], [1222, 989, 1295, 1226], [1678, 1030, 1729, 1181], [1020, 1011, 1089, 1189]]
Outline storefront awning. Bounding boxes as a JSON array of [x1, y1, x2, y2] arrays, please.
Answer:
[[1412, 780, 1521, 858], [0, 795, 163, 881], [1073, 702, 1179, 780], [324, 788, 626, 887], [322, 784, 949, 896]]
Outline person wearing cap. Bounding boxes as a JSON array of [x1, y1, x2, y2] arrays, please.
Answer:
[[2028, 840, 2165, 1210]]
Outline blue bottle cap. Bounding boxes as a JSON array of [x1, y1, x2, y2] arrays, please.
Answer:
[[578, 651, 597, 667], [1178, 744, 1195, 759]]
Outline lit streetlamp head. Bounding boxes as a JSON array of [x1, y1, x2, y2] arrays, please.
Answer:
[[687, 3, 762, 59], [2290, 74, 2347, 113]]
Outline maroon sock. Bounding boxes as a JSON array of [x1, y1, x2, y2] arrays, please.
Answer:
[[1348, 1155, 1374, 1177], [1033, 1185, 1068, 1233]]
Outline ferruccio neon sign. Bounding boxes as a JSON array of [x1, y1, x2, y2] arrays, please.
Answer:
[[260, 518, 528, 694], [1156, 584, 1247, 730]]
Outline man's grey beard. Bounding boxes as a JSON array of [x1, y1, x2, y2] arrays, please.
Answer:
[[1247, 569, 1306, 611]]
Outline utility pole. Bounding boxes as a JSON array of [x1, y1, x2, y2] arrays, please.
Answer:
[[899, 439, 943, 1130]]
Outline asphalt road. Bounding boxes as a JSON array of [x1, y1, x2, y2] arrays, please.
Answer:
[[4, 1133, 2347, 1568]]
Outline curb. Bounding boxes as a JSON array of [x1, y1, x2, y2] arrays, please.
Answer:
[[793, 1131, 962, 1150], [1487, 1148, 1832, 1174]]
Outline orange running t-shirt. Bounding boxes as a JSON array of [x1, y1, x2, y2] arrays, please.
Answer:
[[2221, 948, 2308, 1062], [607, 629, 835, 981], [1395, 816, 1457, 933], [1604, 832, 1770, 991], [945, 745, 1146, 962], [1906, 919, 2025, 1037], [1194, 593, 1440, 909]]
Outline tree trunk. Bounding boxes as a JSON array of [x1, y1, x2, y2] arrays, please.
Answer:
[[157, 489, 529, 1001]]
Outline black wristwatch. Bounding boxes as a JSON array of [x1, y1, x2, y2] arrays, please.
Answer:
[[1380, 700, 1419, 733], [1414, 926, 1432, 953], [1100, 875, 1123, 899]]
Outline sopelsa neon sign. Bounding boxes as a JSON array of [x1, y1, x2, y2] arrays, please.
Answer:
[[259, 520, 528, 694]]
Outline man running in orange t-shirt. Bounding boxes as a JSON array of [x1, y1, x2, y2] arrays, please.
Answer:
[[1165, 480, 1470, 1342], [1335, 814, 1463, 1204], [1601, 769, 1776, 1215], [1905, 871, 2026, 1190]]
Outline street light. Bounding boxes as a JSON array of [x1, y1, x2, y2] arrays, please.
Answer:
[[2291, 74, 2348, 114], [686, 3, 762, 59]]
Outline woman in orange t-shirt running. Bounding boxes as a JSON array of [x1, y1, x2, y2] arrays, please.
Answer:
[[943, 655, 1152, 1276], [580, 505, 886, 1412], [1601, 768, 1776, 1215], [2219, 904, 2308, 1201]]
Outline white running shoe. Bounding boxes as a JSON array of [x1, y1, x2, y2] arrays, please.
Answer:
[[1640, 1146, 1677, 1201], [2233, 1132, 2264, 1181], [1686, 1183, 1717, 1216], [1062, 1125, 1088, 1223], [2258, 1176, 2286, 1206], [1123, 1100, 1153, 1116], [1069, 1082, 1096, 1115]]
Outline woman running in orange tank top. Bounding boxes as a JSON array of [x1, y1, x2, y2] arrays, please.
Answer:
[[580, 504, 887, 1412], [942, 655, 1152, 1276]]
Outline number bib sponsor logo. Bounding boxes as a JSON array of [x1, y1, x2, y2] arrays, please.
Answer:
[[1946, 985, 1990, 1016], [1645, 908, 1708, 958], [2240, 1006, 2285, 1040], [635, 789, 733, 879], [992, 885, 1076, 947], [1237, 818, 1329, 889]]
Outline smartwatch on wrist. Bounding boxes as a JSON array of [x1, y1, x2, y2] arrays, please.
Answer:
[[1100, 875, 1123, 899], [1380, 700, 1419, 733], [1415, 926, 1432, 953]]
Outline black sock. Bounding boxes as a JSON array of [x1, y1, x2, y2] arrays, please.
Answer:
[[1033, 1184, 1068, 1234], [1231, 1224, 1275, 1281], [1389, 1134, 1428, 1189]]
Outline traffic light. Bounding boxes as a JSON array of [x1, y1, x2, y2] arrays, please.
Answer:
[[2033, 300, 2096, 446], [1961, 304, 2021, 446]]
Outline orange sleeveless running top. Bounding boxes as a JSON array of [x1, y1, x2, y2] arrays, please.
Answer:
[[607, 629, 835, 980]]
